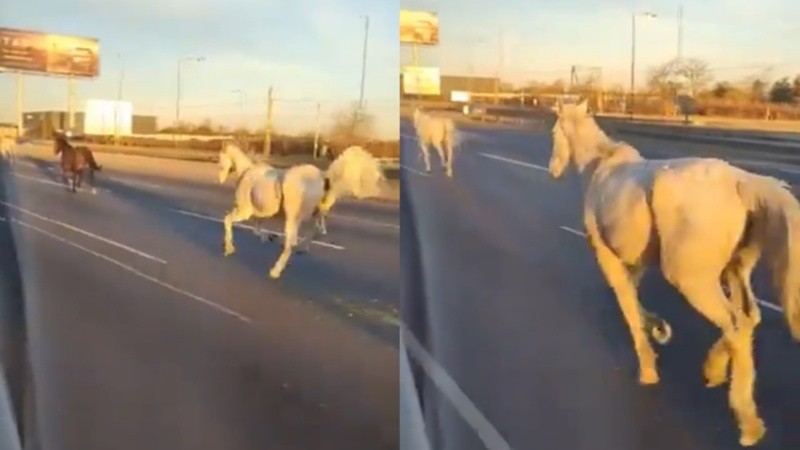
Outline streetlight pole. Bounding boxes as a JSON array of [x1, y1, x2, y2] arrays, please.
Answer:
[[114, 53, 124, 145], [175, 56, 205, 133], [358, 15, 369, 111], [629, 11, 657, 120]]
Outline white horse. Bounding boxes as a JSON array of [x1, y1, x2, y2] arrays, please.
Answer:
[[549, 99, 800, 447], [218, 142, 387, 279], [412, 107, 457, 177], [0, 136, 16, 164]]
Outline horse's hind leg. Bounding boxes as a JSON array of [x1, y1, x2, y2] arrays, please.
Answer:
[[222, 206, 252, 256], [588, 230, 659, 384], [417, 140, 431, 172], [444, 135, 454, 178], [269, 217, 299, 279], [667, 274, 765, 446], [705, 244, 762, 388]]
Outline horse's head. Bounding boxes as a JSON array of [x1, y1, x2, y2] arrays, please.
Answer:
[[412, 107, 422, 126], [326, 145, 388, 199], [549, 98, 594, 178], [217, 142, 237, 184]]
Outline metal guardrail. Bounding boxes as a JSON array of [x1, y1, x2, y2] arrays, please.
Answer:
[[0, 369, 22, 450], [400, 338, 432, 450]]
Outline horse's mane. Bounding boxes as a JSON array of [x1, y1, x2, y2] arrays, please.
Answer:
[[596, 138, 642, 163]]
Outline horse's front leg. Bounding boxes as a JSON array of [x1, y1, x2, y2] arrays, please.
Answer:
[[417, 139, 431, 172], [269, 218, 299, 279], [222, 206, 252, 256]]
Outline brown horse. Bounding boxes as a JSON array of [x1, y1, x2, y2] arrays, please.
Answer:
[[53, 134, 101, 193]]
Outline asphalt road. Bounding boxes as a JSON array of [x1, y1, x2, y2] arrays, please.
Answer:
[[0, 149, 399, 450], [400, 119, 800, 450]]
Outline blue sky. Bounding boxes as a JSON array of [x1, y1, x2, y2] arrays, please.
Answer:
[[0, 0, 399, 138], [401, 0, 800, 89]]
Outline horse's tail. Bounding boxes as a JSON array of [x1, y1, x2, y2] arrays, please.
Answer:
[[444, 118, 460, 152], [737, 170, 800, 339], [84, 148, 102, 171]]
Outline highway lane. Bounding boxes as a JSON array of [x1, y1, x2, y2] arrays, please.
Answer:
[[0, 153, 399, 450], [400, 119, 800, 450]]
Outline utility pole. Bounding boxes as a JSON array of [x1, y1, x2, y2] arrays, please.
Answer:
[[314, 102, 321, 159], [494, 26, 504, 105], [15, 72, 23, 139], [263, 86, 274, 158]]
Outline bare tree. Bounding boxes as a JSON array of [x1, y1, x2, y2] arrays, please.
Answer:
[[329, 103, 375, 143], [677, 58, 713, 96]]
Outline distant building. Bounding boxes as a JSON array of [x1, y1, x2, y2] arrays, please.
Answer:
[[22, 111, 158, 138], [401, 73, 498, 102]]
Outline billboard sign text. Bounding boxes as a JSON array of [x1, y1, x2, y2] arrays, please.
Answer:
[[0, 27, 100, 77]]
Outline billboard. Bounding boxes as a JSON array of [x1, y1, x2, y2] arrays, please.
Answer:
[[0, 27, 100, 77], [402, 66, 440, 96], [400, 10, 439, 45], [84, 99, 132, 136]]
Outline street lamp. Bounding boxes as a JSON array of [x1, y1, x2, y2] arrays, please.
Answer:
[[175, 56, 205, 130], [630, 11, 657, 119]]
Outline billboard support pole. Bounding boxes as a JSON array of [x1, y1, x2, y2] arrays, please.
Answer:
[[67, 76, 76, 131], [15, 72, 23, 139]]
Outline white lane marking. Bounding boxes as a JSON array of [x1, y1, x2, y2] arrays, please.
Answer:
[[8, 216, 252, 324], [12, 172, 67, 188], [170, 209, 346, 251], [479, 153, 549, 172], [11, 171, 108, 194], [401, 164, 431, 177], [330, 213, 399, 230], [107, 175, 166, 190], [559, 225, 587, 237], [401, 324, 514, 450], [0, 200, 167, 265], [558, 224, 785, 313]]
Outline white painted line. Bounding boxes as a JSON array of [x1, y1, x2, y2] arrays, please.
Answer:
[[559, 225, 587, 237], [12, 172, 66, 188], [11, 171, 107, 194], [401, 324, 514, 450], [8, 216, 251, 324], [757, 299, 783, 313], [0, 200, 167, 265], [558, 224, 786, 313], [330, 213, 400, 230], [107, 175, 166, 190], [479, 153, 548, 172], [170, 209, 346, 251], [401, 164, 431, 177]]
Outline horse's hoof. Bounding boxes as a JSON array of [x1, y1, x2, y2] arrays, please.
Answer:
[[91, 188, 97, 195], [638, 368, 660, 385], [223, 245, 235, 257], [269, 269, 281, 279], [739, 418, 766, 447]]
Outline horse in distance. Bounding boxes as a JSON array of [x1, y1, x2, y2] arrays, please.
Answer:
[[412, 107, 457, 177], [53, 132, 101, 193]]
